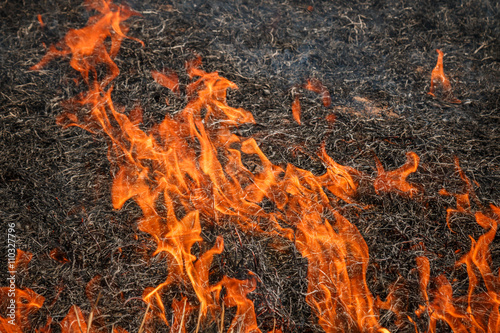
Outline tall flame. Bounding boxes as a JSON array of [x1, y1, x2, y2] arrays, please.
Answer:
[[415, 207, 499, 332], [26, 1, 499, 332]]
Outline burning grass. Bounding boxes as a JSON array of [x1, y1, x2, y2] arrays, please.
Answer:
[[1, 0, 499, 332]]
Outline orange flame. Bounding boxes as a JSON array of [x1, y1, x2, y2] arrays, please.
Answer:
[[295, 211, 381, 332], [49, 248, 70, 264], [305, 78, 332, 107], [30, 0, 143, 86], [292, 95, 301, 124], [415, 206, 500, 332], [37, 14, 45, 28], [428, 49, 461, 104], [439, 157, 481, 232], [60, 305, 92, 333], [152, 69, 180, 94], [374, 152, 420, 197], [12, 249, 33, 274], [212, 275, 260, 333], [29, 2, 389, 327], [0, 288, 45, 331], [40, 1, 500, 332]]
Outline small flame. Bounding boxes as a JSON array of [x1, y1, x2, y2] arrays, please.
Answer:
[[30, 0, 143, 86], [12, 249, 33, 273], [428, 49, 461, 104], [212, 275, 260, 333], [60, 305, 90, 333], [152, 69, 180, 94], [292, 95, 301, 124], [305, 78, 332, 107], [415, 207, 499, 331], [49, 248, 70, 264], [374, 152, 420, 197], [439, 157, 481, 232], [37, 14, 45, 28], [0, 288, 45, 331]]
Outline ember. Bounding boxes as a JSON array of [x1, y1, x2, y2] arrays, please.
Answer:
[[1, 0, 498, 332]]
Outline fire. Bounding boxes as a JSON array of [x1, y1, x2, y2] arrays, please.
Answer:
[[37, 14, 45, 28], [305, 78, 332, 107], [373, 151, 420, 197], [428, 49, 461, 104], [292, 95, 301, 124], [0, 287, 44, 332], [439, 157, 482, 232], [415, 207, 500, 332], [18, 0, 498, 332], [30, 1, 382, 328], [152, 69, 180, 95], [30, 0, 144, 86]]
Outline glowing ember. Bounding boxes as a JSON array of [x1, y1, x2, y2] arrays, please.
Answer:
[[428, 49, 461, 104]]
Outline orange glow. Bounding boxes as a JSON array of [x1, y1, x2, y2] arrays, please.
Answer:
[[212, 275, 260, 333], [49, 248, 70, 264], [295, 211, 381, 332], [428, 49, 461, 104], [152, 69, 180, 94], [374, 152, 419, 197], [305, 78, 332, 107], [30, 1, 388, 327], [0, 288, 45, 331], [37, 14, 45, 28], [439, 157, 480, 232], [292, 95, 301, 124], [415, 206, 500, 332], [60, 305, 91, 333], [30, 0, 143, 86], [27, 1, 500, 332], [13, 249, 33, 273]]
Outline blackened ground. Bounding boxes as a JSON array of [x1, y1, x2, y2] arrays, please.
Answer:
[[0, 0, 499, 332]]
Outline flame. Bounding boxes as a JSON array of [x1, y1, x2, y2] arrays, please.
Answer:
[[12, 249, 33, 273], [415, 207, 499, 332], [28, 1, 500, 332], [0, 288, 45, 331], [374, 152, 420, 197], [152, 69, 180, 94], [60, 305, 91, 333], [439, 157, 482, 232], [29, 1, 388, 330], [428, 49, 461, 104], [49, 248, 70, 264], [305, 78, 332, 107], [292, 95, 301, 124], [295, 211, 380, 332], [30, 0, 143, 86], [37, 14, 45, 28], [212, 274, 260, 333]]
